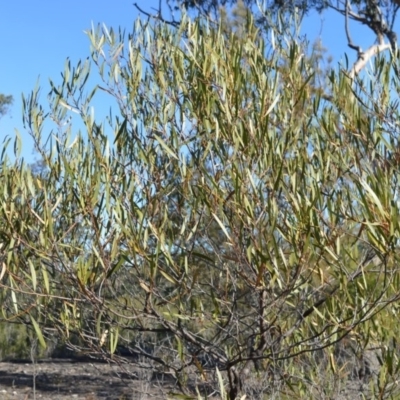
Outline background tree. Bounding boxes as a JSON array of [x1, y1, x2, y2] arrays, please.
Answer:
[[0, 93, 12, 119], [139, 0, 400, 79]]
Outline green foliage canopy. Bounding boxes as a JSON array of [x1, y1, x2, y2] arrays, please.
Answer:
[[1, 15, 400, 399]]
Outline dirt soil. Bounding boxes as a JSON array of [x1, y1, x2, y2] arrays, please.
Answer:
[[0, 359, 177, 400]]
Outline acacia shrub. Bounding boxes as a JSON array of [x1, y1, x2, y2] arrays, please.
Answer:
[[0, 17, 400, 399]]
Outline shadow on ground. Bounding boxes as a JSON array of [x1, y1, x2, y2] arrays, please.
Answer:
[[0, 358, 176, 399]]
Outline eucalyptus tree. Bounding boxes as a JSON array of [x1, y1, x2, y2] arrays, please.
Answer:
[[1, 14, 400, 400]]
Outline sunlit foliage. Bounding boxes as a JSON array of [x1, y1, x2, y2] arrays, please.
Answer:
[[1, 15, 400, 399]]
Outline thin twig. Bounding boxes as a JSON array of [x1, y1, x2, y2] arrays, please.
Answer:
[[345, 0, 363, 55], [133, 3, 179, 27]]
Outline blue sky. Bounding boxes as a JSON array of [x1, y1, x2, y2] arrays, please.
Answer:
[[0, 1, 394, 163]]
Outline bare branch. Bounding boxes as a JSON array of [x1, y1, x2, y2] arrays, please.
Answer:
[[330, 0, 397, 78], [133, 2, 179, 27], [350, 42, 391, 78], [388, 1, 400, 29], [345, 0, 363, 55]]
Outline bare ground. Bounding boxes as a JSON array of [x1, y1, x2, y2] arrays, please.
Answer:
[[0, 359, 178, 400]]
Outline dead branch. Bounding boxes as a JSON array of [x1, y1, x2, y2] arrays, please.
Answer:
[[349, 41, 391, 78]]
